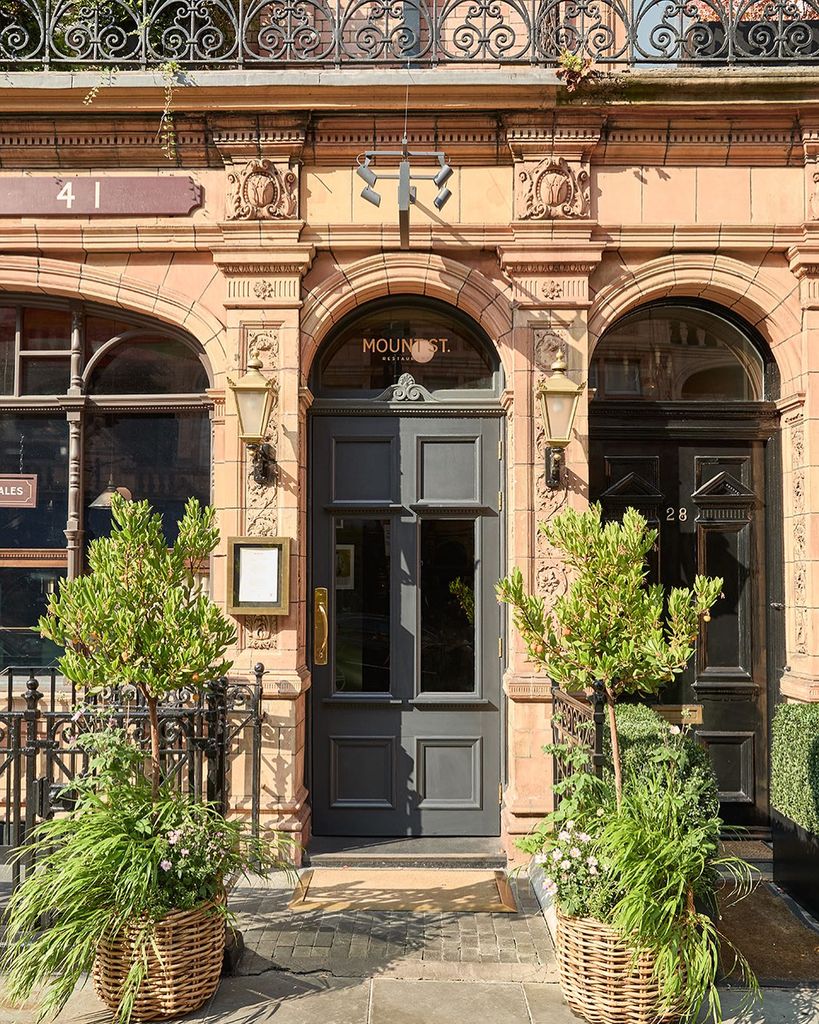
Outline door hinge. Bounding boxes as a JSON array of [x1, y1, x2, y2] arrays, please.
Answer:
[[498, 636, 503, 659], [499, 782, 503, 806], [498, 439, 503, 461], [498, 490, 503, 511]]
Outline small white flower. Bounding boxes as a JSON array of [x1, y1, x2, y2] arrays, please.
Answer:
[[569, 847, 581, 859], [560, 859, 571, 871], [596, 808, 605, 818], [577, 832, 591, 843], [586, 856, 598, 868], [558, 830, 571, 842], [551, 849, 562, 862], [565, 820, 575, 830], [589, 866, 598, 876], [533, 853, 548, 864], [669, 725, 681, 735]]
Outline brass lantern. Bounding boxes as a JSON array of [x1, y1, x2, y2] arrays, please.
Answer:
[[536, 353, 585, 489], [227, 356, 278, 485]]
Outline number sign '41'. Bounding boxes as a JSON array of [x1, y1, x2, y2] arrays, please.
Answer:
[[0, 177, 202, 216]]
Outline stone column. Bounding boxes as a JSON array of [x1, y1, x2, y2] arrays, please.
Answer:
[[496, 115, 604, 857], [211, 133, 315, 853], [781, 247, 819, 702]]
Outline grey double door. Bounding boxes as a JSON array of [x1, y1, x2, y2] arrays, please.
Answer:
[[310, 413, 503, 837]]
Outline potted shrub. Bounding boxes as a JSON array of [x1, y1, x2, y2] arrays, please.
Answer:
[[498, 504, 758, 1024], [0, 495, 292, 1023], [770, 701, 819, 918]]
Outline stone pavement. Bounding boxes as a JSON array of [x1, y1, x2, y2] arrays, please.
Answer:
[[1, 873, 817, 1023]]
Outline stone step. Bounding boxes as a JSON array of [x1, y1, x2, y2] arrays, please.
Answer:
[[305, 836, 508, 870]]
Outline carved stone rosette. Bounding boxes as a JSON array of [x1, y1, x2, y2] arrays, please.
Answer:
[[227, 160, 299, 221], [788, 413, 808, 655], [516, 157, 590, 220]]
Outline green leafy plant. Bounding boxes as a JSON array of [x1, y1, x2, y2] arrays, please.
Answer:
[[771, 701, 819, 833], [527, 733, 758, 1024], [555, 49, 599, 92], [449, 576, 475, 624], [0, 728, 292, 1024], [497, 504, 722, 804], [38, 494, 236, 800]]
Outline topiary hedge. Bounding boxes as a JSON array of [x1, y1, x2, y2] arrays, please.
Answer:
[[771, 702, 819, 835], [605, 703, 720, 823]]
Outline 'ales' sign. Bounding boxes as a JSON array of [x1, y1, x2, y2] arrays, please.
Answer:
[[0, 474, 37, 508]]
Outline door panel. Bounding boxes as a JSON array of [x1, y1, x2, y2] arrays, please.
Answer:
[[311, 414, 502, 837], [590, 435, 769, 828]]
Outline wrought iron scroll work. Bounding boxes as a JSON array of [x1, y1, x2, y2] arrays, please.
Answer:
[[550, 680, 606, 807], [3, 0, 819, 67]]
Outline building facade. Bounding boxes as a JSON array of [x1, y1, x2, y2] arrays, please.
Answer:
[[0, 12, 817, 857]]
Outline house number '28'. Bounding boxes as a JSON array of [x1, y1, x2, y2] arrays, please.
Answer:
[[57, 182, 102, 210], [666, 507, 689, 521]]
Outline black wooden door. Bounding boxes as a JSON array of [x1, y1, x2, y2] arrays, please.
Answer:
[[310, 413, 503, 837], [590, 429, 772, 829]]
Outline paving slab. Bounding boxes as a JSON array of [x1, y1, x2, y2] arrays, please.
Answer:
[[369, 978, 531, 1024]]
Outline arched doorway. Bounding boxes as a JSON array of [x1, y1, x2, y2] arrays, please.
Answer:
[[308, 297, 505, 838], [589, 301, 784, 832]]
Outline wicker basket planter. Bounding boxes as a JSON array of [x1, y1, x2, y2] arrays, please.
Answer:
[[93, 896, 225, 1022], [556, 911, 679, 1024]]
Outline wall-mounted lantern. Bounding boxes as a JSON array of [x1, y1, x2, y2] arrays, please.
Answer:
[[227, 356, 278, 485], [536, 353, 585, 490]]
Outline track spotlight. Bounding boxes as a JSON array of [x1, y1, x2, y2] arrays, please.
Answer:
[[356, 162, 377, 187], [361, 185, 381, 207], [433, 163, 453, 188], [433, 186, 452, 211]]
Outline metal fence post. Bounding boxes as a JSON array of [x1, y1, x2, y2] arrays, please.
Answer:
[[590, 679, 607, 779], [22, 671, 43, 877], [205, 676, 228, 813], [251, 664, 265, 836]]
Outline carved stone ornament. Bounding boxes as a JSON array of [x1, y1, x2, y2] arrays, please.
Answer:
[[516, 157, 590, 220], [248, 329, 279, 368], [246, 614, 278, 650], [534, 328, 567, 372], [375, 373, 437, 404], [227, 160, 298, 221], [810, 170, 819, 221]]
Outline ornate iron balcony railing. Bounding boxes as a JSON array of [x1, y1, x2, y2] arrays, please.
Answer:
[[2, 0, 819, 68]]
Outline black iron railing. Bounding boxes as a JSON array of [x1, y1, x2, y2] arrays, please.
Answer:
[[550, 679, 606, 803], [0, 662, 265, 893], [2, 0, 819, 68]]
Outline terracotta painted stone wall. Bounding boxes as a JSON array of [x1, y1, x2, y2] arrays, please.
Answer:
[[0, 94, 814, 859]]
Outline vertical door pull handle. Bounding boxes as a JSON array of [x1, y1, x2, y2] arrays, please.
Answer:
[[314, 587, 329, 666]]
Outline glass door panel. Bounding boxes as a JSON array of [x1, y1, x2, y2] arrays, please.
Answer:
[[419, 518, 476, 693], [334, 517, 392, 693]]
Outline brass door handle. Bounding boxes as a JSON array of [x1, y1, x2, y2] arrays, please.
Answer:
[[314, 587, 328, 666]]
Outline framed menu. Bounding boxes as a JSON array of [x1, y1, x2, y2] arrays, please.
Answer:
[[227, 537, 291, 615]]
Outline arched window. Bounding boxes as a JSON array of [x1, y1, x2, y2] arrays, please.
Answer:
[[0, 300, 213, 669], [590, 304, 765, 403], [313, 297, 501, 398]]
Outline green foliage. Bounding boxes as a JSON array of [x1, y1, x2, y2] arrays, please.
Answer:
[[39, 494, 235, 701], [0, 729, 293, 1024], [771, 701, 819, 834], [497, 505, 723, 700], [611, 704, 720, 824], [449, 576, 475, 625], [598, 752, 758, 1023], [524, 735, 758, 1024]]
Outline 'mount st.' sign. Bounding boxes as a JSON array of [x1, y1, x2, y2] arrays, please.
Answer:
[[363, 337, 450, 364]]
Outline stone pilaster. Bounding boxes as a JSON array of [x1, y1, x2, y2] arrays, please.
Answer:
[[213, 229, 315, 853], [496, 235, 603, 858]]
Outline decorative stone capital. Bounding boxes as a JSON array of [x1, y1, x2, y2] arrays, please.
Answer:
[[780, 670, 819, 703], [214, 248, 314, 308], [226, 159, 299, 221], [498, 249, 600, 308], [503, 674, 555, 703]]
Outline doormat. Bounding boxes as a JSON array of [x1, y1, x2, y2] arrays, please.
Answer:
[[718, 882, 819, 985], [289, 868, 517, 914]]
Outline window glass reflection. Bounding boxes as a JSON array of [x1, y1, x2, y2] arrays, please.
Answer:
[[85, 411, 210, 546], [0, 567, 65, 668], [590, 305, 764, 402], [0, 415, 68, 547], [334, 518, 391, 693], [318, 302, 495, 393], [88, 337, 209, 394], [420, 519, 475, 693]]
